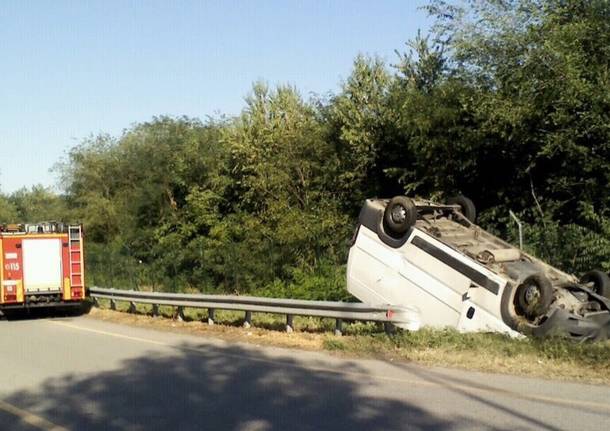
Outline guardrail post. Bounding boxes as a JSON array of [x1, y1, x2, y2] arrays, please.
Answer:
[[335, 319, 343, 336], [110, 298, 116, 311], [286, 314, 294, 333], [128, 301, 136, 314], [175, 306, 185, 321], [151, 303, 159, 317], [243, 310, 252, 328], [384, 322, 396, 334], [207, 308, 215, 325], [92, 297, 99, 307]]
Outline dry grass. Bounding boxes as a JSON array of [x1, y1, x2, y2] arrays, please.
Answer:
[[88, 306, 329, 351], [87, 302, 610, 386]]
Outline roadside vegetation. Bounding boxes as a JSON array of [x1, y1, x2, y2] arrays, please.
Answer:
[[2, 0, 610, 301], [90, 305, 610, 384]]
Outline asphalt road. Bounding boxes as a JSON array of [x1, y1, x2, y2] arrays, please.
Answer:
[[0, 315, 608, 431]]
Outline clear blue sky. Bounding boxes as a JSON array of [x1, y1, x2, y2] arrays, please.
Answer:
[[0, 0, 432, 193]]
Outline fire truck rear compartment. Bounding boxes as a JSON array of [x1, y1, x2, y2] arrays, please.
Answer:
[[22, 238, 63, 294]]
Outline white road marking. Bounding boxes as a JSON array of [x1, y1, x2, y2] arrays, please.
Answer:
[[0, 399, 68, 431]]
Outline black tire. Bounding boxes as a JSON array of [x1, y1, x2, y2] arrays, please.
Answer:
[[447, 195, 476, 223], [514, 274, 554, 321], [580, 270, 610, 299], [383, 196, 417, 236]]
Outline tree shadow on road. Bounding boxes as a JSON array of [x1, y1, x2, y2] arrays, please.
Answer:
[[4, 341, 490, 431]]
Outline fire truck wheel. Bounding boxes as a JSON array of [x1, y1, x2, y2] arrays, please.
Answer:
[[514, 274, 554, 321], [447, 195, 476, 223], [383, 196, 417, 236], [580, 270, 610, 299]]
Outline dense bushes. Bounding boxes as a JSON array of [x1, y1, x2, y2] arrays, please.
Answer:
[[3, 0, 610, 297]]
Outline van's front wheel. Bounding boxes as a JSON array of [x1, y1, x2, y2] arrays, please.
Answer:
[[514, 274, 554, 321], [500, 275, 554, 334], [580, 270, 610, 299]]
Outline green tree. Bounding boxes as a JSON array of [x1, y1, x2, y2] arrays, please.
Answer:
[[328, 56, 394, 209], [0, 194, 18, 223], [221, 83, 350, 292], [8, 185, 68, 222]]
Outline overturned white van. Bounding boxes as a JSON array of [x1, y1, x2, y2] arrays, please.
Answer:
[[347, 196, 610, 341]]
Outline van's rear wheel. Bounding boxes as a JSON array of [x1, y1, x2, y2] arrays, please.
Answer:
[[447, 195, 476, 223], [384, 196, 417, 236], [580, 270, 610, 299]]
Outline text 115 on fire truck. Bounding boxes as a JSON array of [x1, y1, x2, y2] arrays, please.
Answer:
[[0, 222, 85, 310]]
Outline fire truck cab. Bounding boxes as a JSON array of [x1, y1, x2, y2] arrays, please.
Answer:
[[0, 222, 85, 311]]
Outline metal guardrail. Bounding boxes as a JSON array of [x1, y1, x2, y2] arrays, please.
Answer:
[[88, 287, 420, 335]]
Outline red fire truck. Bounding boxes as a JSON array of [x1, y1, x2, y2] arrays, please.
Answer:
[[0, 222, 85, 311]]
